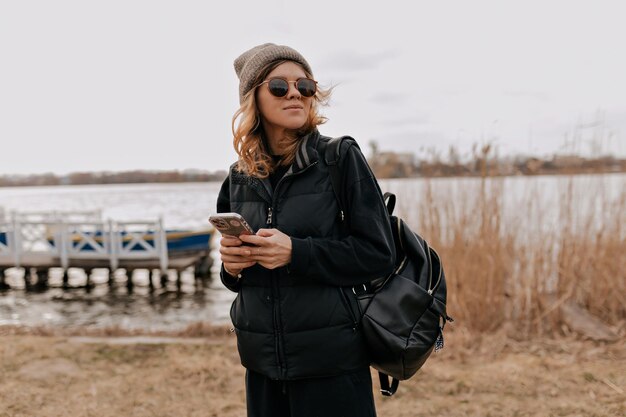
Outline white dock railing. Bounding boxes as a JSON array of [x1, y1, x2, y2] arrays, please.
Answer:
[[59, 221, 111, 269], [12, 219, 62, 266], [109, 219, 168, 272], [0, 214, 168, 273]]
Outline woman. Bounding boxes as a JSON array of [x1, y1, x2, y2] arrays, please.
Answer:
[[217, 43, 395, 417]]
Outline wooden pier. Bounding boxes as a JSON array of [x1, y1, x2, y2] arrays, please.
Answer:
[[0, 210, 213, 290]]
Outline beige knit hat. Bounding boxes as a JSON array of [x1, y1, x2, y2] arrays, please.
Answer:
[[234, 43, 313, 103]]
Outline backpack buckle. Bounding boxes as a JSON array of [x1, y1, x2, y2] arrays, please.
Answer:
[[352, 284, 368, 296], [380, 389, 393, 396]]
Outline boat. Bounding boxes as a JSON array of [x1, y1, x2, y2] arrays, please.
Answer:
[[51, 229, 213, 258]]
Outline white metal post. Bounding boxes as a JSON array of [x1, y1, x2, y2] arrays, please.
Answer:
[[12, 216, 21, 268], [158, 217, 168, 274], [59, 220, 69, 270], [109, 219, 118, 271]]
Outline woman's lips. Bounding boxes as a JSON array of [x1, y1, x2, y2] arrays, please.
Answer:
[[283, 106, 303, 110]]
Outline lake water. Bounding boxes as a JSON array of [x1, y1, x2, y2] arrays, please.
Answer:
[[0, 173, 623, 331]]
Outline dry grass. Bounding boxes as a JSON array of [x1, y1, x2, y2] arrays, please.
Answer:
[[1, 328, 624, 417], [390, 173, 626, 338]]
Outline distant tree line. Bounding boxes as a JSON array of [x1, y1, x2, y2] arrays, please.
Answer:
[[0, 170, 228, 187], [368, 142, 626, 179]]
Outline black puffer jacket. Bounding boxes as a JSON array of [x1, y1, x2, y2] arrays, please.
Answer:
[[217, 130, 395, 380]]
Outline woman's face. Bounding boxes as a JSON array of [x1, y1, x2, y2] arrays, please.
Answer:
[[256, 61, 313, 138]]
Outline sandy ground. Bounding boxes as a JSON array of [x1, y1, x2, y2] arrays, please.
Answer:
[[0, 328, 624, 417]]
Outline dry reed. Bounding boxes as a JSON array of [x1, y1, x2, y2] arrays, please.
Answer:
[[389, 172, 626, 338]]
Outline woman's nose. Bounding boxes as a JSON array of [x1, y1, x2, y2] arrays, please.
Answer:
[[286, 82, 301, 99]]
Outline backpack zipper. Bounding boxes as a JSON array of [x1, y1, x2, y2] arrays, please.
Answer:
[[427, 247, 443, 295], [394, 255, 408, 275], [424, 240, 434, 293], [399, 219, 441, 296]]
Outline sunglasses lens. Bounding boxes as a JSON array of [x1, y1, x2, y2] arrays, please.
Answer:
[[297, 79, 316, 97], [267, 79, 289, 97]]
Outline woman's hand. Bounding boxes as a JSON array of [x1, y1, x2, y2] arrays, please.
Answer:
[[239, 228, 292, 270], [219, 236, 256, 276]]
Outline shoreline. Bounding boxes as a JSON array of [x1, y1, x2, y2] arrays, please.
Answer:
[[0, 169, 625, 190]]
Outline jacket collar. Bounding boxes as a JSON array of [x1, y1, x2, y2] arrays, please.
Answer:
[[230, 129, 322, 203], [291, 129, 321, 173]]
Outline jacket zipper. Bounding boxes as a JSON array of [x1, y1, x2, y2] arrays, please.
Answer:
[[265, 162, 318, 226], [265, 204, 283, 378], [266, 207, 273, 224], [272, 275, 285, 377], [256, 161, 319, 380], [277, 161, 318, 379]]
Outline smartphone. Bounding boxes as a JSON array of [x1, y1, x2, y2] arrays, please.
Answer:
[[209, 212, 255, 237]]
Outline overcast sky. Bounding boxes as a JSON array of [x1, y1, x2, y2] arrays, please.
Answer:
[[1, 0, 624, 175]]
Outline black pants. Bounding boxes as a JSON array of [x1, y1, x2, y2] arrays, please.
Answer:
[[246, 368, 377, 417]]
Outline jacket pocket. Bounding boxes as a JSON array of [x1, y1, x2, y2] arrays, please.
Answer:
[[338, 287, 359, 329], [230, 293, 239, 327]]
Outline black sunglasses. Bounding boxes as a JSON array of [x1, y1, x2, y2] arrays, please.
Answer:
[[256, 77, 318, 98]]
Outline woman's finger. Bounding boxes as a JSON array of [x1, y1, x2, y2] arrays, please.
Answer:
[[255, 228, 276, 238], [239, 234, 268, 246], [221, 251, 256, 261], [221, 236, 243, 247], [220, 245, 253, 256], [248, 250, 277, 260], [221, 254, 249, 263], [224, 261, 256, 270], [252, 247, 266, 256], [248, 246, 278, 259]]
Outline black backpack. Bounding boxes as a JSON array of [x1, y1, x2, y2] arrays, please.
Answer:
[[324, 136, 453, 396]]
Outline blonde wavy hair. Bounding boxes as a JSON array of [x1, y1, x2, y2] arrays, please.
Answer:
[[232, 60, 332, 178]]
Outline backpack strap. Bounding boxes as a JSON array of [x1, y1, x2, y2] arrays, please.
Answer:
[[326, 136, 396, 218], [324, 136, 356, 222], [379, 372, 400, 396], [326, 137, 403, 397], [383, 192, 396, 216]]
